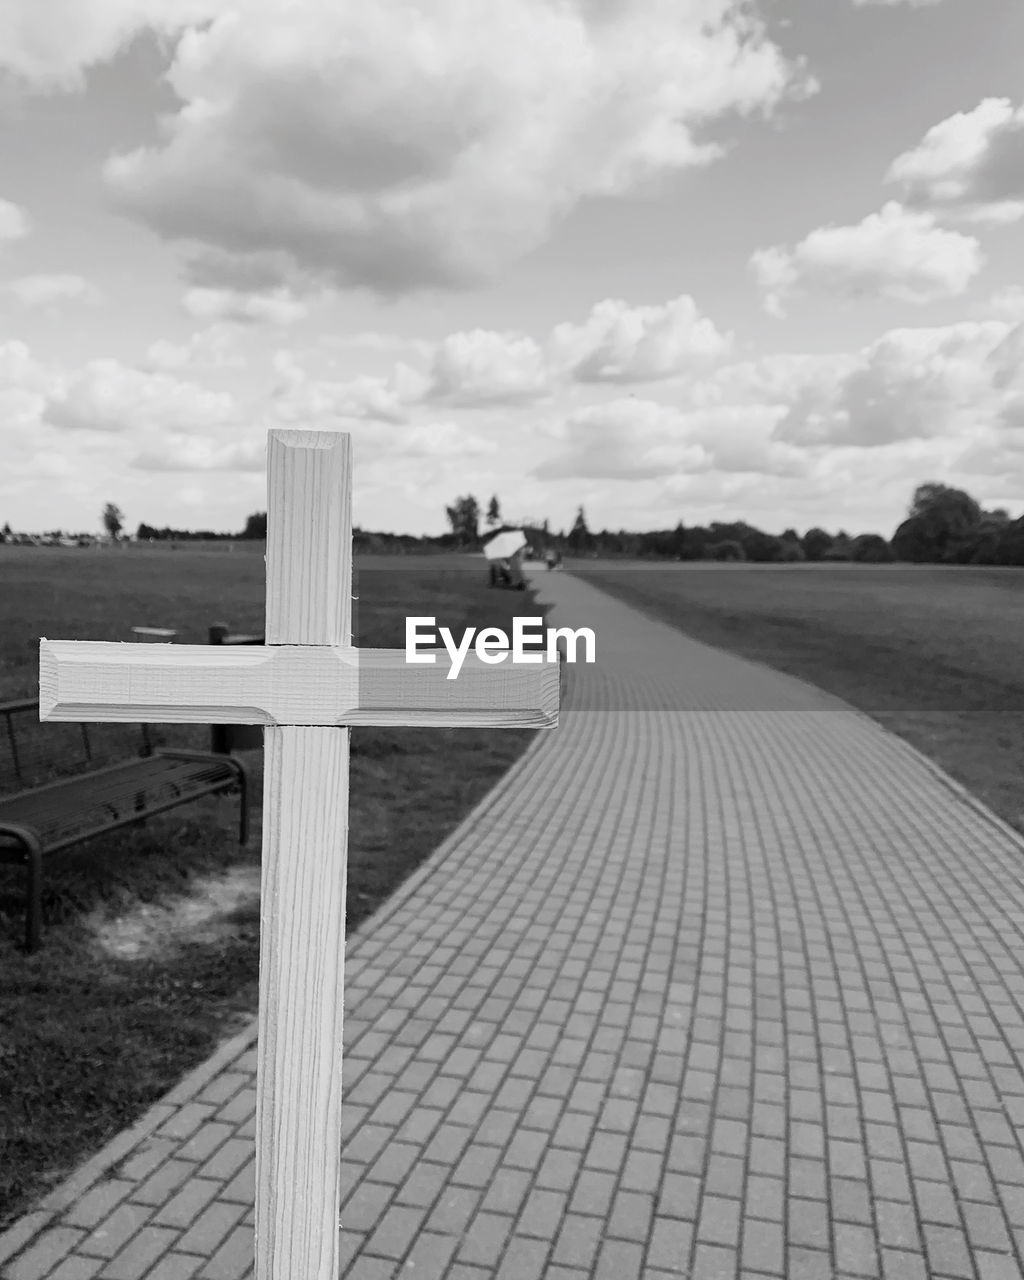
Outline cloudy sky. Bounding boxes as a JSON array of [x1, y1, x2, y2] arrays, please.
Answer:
[[1, 0, 1022, 539]]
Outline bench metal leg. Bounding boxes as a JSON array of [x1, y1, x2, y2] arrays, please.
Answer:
[[225, 757, 250, 846], [238, 767, 250, 846]]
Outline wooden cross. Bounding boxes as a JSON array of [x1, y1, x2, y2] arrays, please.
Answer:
[[39, 430, 559, 1278]]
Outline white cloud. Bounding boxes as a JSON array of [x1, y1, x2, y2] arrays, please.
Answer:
[[269, 350, 426, 425], [44, 358, 238, 434], [973, 286, 1024, 322], [886, 98, 1024, 224], [410, 294, 733, 406], [529, 315, 1024, 492], [534, 398, 713, 480], [321, 331, 434, 361], [0, 0, 216, 90], [182, 285, 307, 325], [424, 330, 550, 406], [751, 202, 982, 314], [0, 337, 48, 388], [773, 321, 1011, 447], [4, 273, 101, 306], [0, 197, 30, 242], [548, 294, 732, 383], [534, 392, 809, 483], [387, 422, 499, 459], [144, 324, 243, 371], [132, 432, 266, 472], [101, 0, 810, 294]]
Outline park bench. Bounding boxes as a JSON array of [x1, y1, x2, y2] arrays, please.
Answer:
[[0, 698, 249, 953]]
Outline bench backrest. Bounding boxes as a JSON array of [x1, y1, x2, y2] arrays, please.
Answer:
[[0, 699, 153, 797]]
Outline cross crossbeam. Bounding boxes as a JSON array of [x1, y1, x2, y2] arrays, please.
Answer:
[[38, 429, 559, 1278], [41, 642, 558, 727]]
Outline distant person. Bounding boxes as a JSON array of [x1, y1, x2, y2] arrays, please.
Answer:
[[545, 549, 557, 571]]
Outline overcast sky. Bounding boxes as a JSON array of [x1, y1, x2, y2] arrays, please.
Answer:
[[1, 0, 1022, 538]]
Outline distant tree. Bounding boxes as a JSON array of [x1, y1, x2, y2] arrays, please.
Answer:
[[242, 511, 268, 539], [965, 509, 1012, 564], [136, 522, 158, 541], [707, 539, 745, 561], [670, 520, 687, 559], [850, 533, 893, 563], [993, 516, 1024, 565], [681, 525, 709, 560], [445, 495, 480, 547], [1, 521, 10, 543], [566, 506, 594, 554], [102, 503, 124, 540], [485, 495, 502, 528], [778, 539, 805, 562], [892, 482, 983, 563], [740, 530, 784, 563], [801, 528, 832, 562], [823, 531, 853, 561]]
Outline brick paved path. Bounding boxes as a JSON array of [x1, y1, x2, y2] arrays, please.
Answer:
[[4, 570, 1024, 1279]]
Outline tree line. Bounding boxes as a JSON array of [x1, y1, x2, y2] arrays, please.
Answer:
[[6, 484, 1021, 564], [439, 484, 1024, 565]]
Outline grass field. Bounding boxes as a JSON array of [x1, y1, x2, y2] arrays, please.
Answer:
[[0, 546, 545, 1228], [572, 561, 1024, 834]]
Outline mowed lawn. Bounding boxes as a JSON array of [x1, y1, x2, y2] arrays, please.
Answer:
[[572, 562, 1024, 834], [0, 546, 544, 1228]]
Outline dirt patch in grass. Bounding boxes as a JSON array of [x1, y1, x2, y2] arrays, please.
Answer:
[[87, 864, 263, 962]]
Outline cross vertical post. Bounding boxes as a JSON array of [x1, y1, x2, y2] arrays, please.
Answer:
[[256, 430, 353, 1276]]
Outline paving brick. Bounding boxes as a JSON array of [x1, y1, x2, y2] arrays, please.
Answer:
[[77, 1204, 151, 1259], [198, 1225, 253, 1279], [697, 1194, 742, 1248], [176, 1201, 247, 1256], [741, 1216, 784, 1274], [341, 1180, 394, 1232], [63, 1181, 136, 1230], [923, 1223, 974, 1278], [456, 1212, 514, 1268], [400, 1230, 458, 1278], [595, 1237, 644, 1279], [39, 1259, 105, 1280], [365, 1204, 426, 1260], [113, 1140, 180, 1184], [195, 1138, 251, 1184], [156, 1104, 215, 1143], [429, 1187, 481, 1237], [7, 1230, 89, 1280], [647, 1216, 694, 1271], [130, 1159, 196, 1207], [219, 1159, 254, 1205], [550, 1213, 602, 1270], [100, 1226, 178, 1280], [834, 1221, 878, 1276]]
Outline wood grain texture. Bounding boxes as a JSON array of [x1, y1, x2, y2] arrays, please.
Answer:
[[256, 725, 348, 1280], [39, 641, 559, 727], [265, 430, 352, 647], [257, 430, 353, 1280]]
